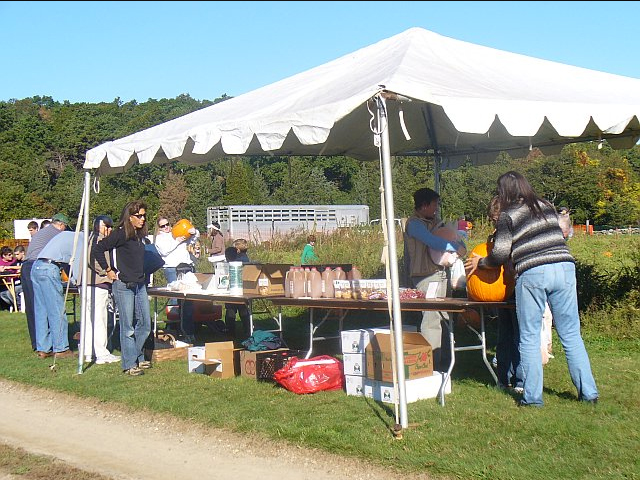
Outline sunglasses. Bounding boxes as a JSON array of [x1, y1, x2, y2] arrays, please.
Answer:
[[159, 223, 170, 228], [131, 213, 146, 219]]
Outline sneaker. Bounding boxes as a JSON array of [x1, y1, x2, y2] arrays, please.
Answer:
[[138, 360, 152, 369], [96, 353, 121, 365], [513, 386, 524, 394], [123, 366, 144, 376]]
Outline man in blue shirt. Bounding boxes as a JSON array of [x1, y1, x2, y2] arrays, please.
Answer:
[[32, 230, 83, 359], [403, 188, 466, 371], [22, 213, 68, 351]]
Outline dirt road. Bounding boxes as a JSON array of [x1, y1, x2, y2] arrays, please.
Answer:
[[0, 380, 426, 480]]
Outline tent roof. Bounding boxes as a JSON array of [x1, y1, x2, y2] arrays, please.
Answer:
[[85, 27, 640, 174]]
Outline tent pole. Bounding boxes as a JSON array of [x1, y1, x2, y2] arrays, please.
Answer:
[[433, 156, 442, 194], [376, 95, 408, 428], [76, 171, 91, 374], [433, 155, 443, 218]]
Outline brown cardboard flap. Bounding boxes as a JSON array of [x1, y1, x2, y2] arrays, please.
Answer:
[[241, 264, 292, 294], [263, 264, 289, 279], [242, 264, 291, 282], [370, 332, 428, 351], [365, 332, 433, 382], [205, 341, 235, 359], [203, 341, 238, 379], [242, 265, 262, 282]]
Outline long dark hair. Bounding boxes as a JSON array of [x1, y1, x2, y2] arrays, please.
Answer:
[[496, 171, 549, 219], [117, 200, 149, 240]]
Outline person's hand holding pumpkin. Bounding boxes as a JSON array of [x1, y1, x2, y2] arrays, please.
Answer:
[[464, 253, 483, 276]]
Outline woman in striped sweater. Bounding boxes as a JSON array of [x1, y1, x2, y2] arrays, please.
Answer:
[[465, 171, 598, 407]]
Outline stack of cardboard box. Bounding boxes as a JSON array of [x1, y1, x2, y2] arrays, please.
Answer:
[[342, 326, 450, 403]]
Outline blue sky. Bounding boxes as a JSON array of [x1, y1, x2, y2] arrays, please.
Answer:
[[1, 1, 637, 104]]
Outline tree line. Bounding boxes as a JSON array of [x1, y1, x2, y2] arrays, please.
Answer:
[[1, 95, 639, 237]]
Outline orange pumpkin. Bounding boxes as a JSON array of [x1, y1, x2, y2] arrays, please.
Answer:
[[466, 242, 515, 302], [172, 219, 194, 239]]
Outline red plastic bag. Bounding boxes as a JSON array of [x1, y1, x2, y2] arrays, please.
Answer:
[[273, 355, 344, 394]]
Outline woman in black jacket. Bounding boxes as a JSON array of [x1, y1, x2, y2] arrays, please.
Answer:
[[92, 200, 151, 377]]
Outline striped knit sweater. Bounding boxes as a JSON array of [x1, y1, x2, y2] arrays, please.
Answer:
[[479, 200, 574, 277]]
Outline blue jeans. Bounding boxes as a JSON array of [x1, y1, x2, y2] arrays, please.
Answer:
[[164, 267, 177, 306], [516, 262, 598, 405], [496, 307, 523, 388], [32, 260, 69, 353], [111, 279, 151, 370], [20, 260, 37, 350], [0, 284, 22, 309]]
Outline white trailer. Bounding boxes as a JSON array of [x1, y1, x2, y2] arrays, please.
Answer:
[[206, 205, 369, 242]]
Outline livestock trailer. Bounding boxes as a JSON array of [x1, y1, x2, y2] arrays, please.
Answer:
[[206, 205, 369, 242]]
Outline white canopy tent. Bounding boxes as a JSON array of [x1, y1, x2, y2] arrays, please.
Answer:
[[81, 27, 640, 428]]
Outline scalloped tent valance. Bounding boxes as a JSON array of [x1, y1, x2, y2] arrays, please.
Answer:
[[85, 27, 640, 175]]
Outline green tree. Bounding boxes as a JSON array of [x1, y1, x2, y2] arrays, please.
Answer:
[[272, 157, 341, 204], [158, 171, 190, 226], [223, 159, 255, 205], [183, 165, 224, 229]]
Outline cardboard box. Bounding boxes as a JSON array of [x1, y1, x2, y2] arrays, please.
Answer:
[[189, 341, 241, 379], [188, 346, 206, 373], [344, 372, 451, 403], [242, 264, 292, 295], [344, 374, 374, 398], [342, 353, 366, 376], [340, 326, 417, 354], [239, 348, 294, 380], [372, 372, 451, 403], [365, 332, 433, 382]]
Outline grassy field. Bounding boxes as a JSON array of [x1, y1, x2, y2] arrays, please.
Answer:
[[1, 230, 638, 480]]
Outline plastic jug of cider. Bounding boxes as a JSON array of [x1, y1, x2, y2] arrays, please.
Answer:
[[284, 267, 294, 298], [292, 267, 306, 299], [308, 267, 322, 298], [321, 267, 335, 298], [348, 265, 362, 281]]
